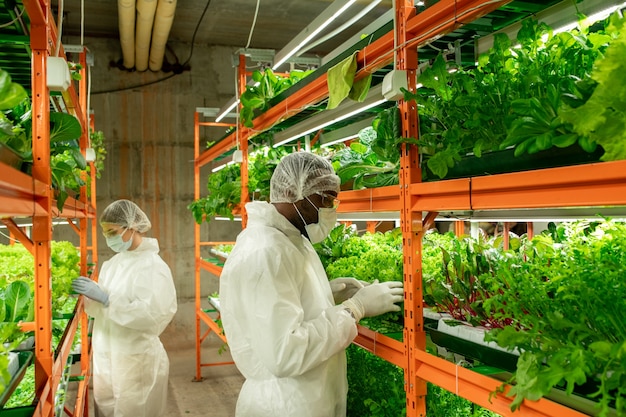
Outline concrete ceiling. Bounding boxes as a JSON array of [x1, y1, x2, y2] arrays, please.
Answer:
[[54, 0, 394, 61]]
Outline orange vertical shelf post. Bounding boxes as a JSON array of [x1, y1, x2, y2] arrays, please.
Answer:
[[193, 110, 203, 381], [394, 0, 426, 415], [26, 1, 55, 413], [237, 54, 249, 229], [193, 54, 248, 379]]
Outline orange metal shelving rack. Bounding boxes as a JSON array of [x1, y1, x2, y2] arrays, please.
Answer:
[[189, 1, 622, 416], [0, 1, 98, 416], [192, 55, 249, 381]]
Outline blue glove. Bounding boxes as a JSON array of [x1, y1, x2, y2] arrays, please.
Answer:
[[72, 277, 109, 306]]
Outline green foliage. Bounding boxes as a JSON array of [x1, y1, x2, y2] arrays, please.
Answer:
[[239, 68, 314, 128], [247, 146, 289, 202], [0, 241, 80, 331], [0, 76, 88, 210], [0, 68, 28, 111], [405, 16, 614, 179], [331, 107, 416, 189], [4, 362, 34, 407], [315, 226, 404, 333], [188, 146, 291, 223], [346, 344, 406, 417], [0, 93, 31, 159], [426, 383, 501, 417], [478, 220, 626, 415], [347, 345, 501, 417], [559, 13, 626, 161], [188, 162, 242, 223]]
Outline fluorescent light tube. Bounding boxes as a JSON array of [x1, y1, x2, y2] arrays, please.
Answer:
[[320, 116, 377, 147], [272, 0, 359, 70], [215, 98, 240, 123], [273, 99, 386, 147]]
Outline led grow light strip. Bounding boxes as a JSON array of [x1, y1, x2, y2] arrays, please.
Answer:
[[272, 98, 386, 148], [272, 0, 359, 70]]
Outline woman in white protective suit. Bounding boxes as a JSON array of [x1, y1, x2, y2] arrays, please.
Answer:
[[71, 199, 177, 417], [220, 152, 404, 417]]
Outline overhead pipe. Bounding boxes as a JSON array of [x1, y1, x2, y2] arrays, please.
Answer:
[[118, 0, 136, 69], [149, 0, 177, 71], [135, 0, 158, 71]]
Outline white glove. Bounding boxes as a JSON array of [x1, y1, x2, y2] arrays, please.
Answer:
[[329, 277, 366, 304], [72, 277, 109, 306], [342, 281, 403, 322]]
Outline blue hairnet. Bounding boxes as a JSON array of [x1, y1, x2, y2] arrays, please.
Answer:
[[270, 152, 340, 203]]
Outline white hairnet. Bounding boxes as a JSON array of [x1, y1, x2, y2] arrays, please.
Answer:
[[270, 152, 340, 203], [100, 199, 152, 232]]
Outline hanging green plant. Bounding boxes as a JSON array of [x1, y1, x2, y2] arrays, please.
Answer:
[[239, 68, 314, 128]]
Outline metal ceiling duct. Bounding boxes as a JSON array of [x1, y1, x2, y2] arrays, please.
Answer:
[[117, 0, 177, 72], [118, 0, 136, 69], [135, 0, 158, 71], [149, 0, 177, 71]]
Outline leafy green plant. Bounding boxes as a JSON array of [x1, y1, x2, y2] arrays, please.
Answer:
[[0, 87, 87, 210], [559, 13, 626, 162], [346, 344, 406, 417], [0, 90, 31, 159], [247, 146, 289, 201], [0, 69, 28, 111], [479, 220, 626, 415], [188, 146, 290, 223], [403, 17, 612, 179], [315, 226, 404, 334], [332, 107, 415, 189], [240, 68, 314, 128], [188, 162, 242, 223], [89, 130, 107, 179]]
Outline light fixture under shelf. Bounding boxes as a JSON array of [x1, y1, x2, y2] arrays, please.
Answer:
[[320, 116, 377, 147], [272, 83, 386, 148]]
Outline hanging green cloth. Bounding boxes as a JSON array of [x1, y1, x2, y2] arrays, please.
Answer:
[[326, 52, 372, 110]]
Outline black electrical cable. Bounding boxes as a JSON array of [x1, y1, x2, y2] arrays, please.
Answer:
[[93, 0, 213, 95], [182, 0, 212, 67]]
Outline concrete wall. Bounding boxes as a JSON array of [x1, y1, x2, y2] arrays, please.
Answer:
[[59, 36, 245, 348]]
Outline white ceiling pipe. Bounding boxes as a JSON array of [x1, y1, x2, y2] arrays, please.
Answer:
[[118, 0, 136, 69], [149, 0, 177, 71], [135, 0, 158, 71]]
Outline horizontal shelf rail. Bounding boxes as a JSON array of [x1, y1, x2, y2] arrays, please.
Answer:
[[199, 258, 223, 277], [353, 325, 404, 368], [411, 160, 626, 213], [414, 349, 589, 417], [338, 185, 401, 213], [471, 160, 626, 209], [197, 309, 228, 344]]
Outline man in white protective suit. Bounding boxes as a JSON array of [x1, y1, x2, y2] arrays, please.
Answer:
[[220, 152, 404, 417], [72, 199, 177, 417]]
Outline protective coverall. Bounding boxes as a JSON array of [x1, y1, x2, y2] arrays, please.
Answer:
[[84, 237, 177, 417], [220, 201, 358, 417]]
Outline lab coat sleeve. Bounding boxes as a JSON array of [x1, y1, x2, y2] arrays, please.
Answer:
[[239, 247, 357, 378], [104, 258, 177, 335]]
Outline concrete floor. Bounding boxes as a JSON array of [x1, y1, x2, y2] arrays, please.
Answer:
[[164, 342, 243, 417], [67, 338, 244, 417]]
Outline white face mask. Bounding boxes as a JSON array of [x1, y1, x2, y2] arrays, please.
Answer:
[[105, 229, 134, 252], [305, 207, 337, 244], [294, 199, 338, 244]]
